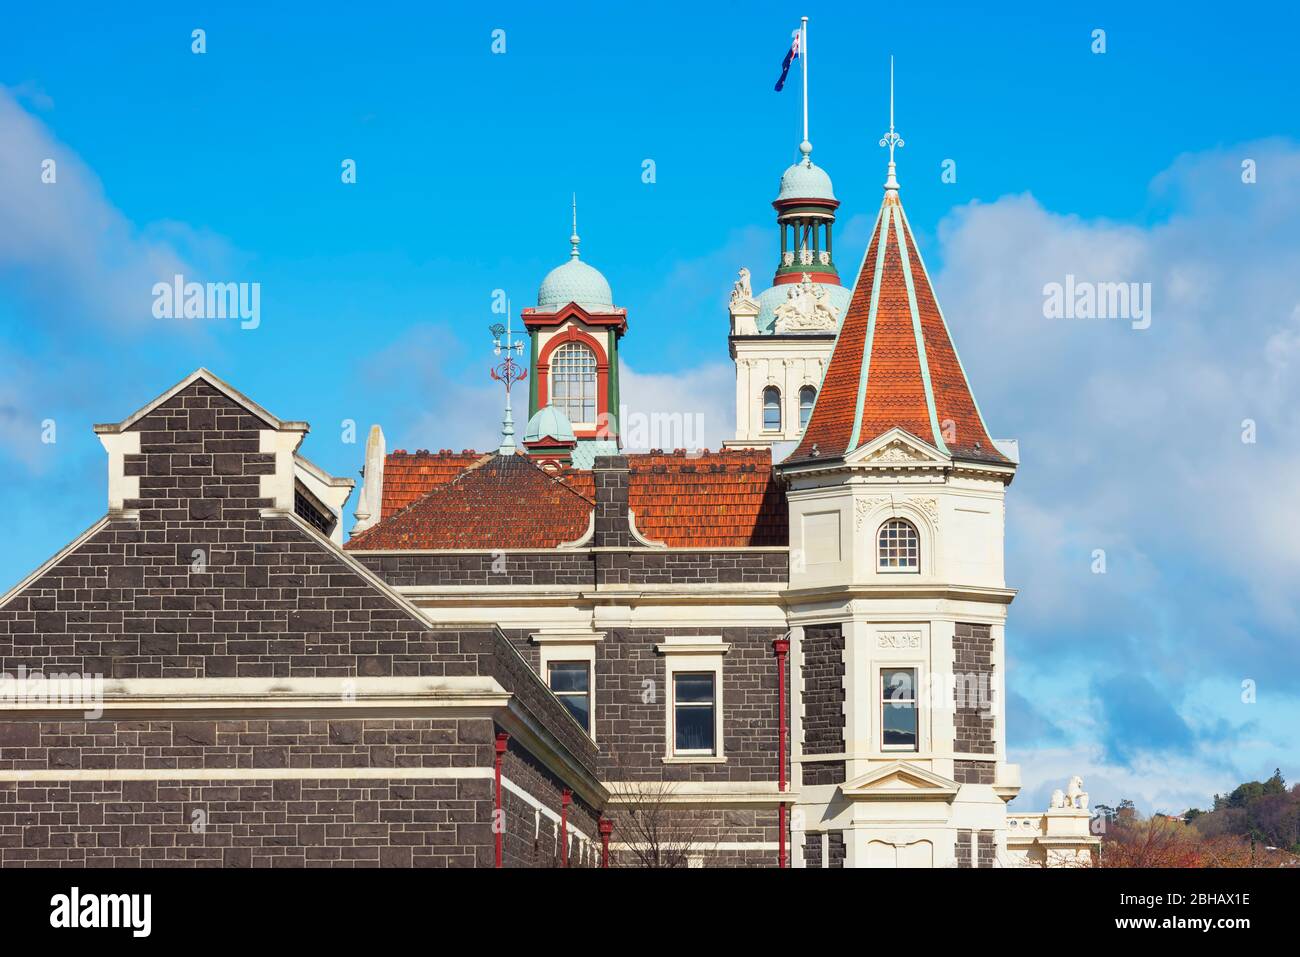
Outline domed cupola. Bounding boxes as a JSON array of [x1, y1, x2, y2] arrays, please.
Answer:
[[772, 140, 841, 287], [522, 405, 578, 469], [521, 197, 629, 458], [537, 221, 615, 311]]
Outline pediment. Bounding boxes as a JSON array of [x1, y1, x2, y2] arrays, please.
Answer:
[[845, 428, 949, 468], [841, 761, 961, 801]]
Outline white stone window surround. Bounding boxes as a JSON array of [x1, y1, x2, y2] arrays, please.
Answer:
[[879, 662, 925, 754], [877, 517, 920, 574], [657, 636, 731, 764], [532, 631, 603, 741]]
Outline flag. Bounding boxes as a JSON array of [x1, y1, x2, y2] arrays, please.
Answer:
[[774, 30, 800, 92]]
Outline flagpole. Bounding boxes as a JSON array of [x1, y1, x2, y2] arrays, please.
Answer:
[[801, 16, 809, 148]]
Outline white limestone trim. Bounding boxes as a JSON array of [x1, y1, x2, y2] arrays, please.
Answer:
[[92, 367, 303, 435], [530, 630, 605, 644], [0, 767, 495, 783], [602, 782, 795, 805], [294, 452, 355, 545], [261, 427, 307, 511], [610, 842, 777, 852], [532, 634, 599, 740], [556, 509, 596, 549], [783, 582, 1017, 604], [626, 509, 667, 549], [0, 515, 112, 612], [839, 761, 961, 801], [845, 426, 949, 468], [347, 546, 790, 555], [501, 776, 592, 844], [660, 637, 728, 762], [653, 640, 732, 655], [0, 675, 511, 713], [97, 429, 140, 511]]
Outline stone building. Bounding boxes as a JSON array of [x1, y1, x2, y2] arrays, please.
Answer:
[[0, 101, 1096, 869]]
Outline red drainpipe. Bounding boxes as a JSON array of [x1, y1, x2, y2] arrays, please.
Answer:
[[561, 789, 572, 867], [494, 732, 509, 869], [598, 817, 613, 868], [773, 637, 790, 869]]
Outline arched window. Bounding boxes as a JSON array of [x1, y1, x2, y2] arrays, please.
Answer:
[[878, 518, 919, 572], [551, 342, 598, 424], [799, 386, 816, 429], [762, 386, 782, 431]]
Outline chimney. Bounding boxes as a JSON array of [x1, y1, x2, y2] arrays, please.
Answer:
[[591, 454, 631, 548]]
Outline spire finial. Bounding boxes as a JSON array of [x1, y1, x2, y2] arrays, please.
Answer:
[[570, 193, 581, 259], [878, 55, 904, 193]]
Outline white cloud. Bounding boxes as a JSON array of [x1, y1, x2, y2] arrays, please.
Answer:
[[932, 141, 1300, 642]]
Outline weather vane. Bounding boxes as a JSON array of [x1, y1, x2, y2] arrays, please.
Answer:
[[489, 300, 527, 454]]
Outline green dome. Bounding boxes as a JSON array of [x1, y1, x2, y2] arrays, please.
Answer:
[[537, 257, 614, 311], [523, 405, 576, 444], [776, 141, 836, 202], [777, 159, 836, 202]]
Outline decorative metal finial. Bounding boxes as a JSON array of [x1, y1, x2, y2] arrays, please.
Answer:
[[570, 193, 580, 259], [878, 55, 904, 192], [489, 299, 528, 455]]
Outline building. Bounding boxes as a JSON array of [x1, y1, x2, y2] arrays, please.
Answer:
[[0, 83, 1097, 869]]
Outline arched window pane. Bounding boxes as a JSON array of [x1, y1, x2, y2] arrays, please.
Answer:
[[551, 343, 597, 424], [878, 519, 919, 571], [799, 386, 816, 429], [763, 386, 782, 431]]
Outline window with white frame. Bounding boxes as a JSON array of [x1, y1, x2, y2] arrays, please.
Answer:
[[881, 668, 919, 751], [878, 518, 919, 571], [658, 636, 729, 762], [550, 342, 598, 425], [672, 672, 716, 755], [762, 386, 782, 431], [548, 661, 591, 734]]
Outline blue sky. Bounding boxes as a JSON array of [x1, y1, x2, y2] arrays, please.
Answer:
[[1, 1, 1297, 814]]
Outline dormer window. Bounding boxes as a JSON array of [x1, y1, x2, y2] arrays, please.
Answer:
[[878, 518, 919, 572]]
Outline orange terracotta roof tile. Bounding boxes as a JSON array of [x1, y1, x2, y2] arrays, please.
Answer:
[[628, 449, 787, 548], [346, 453, 594, 550], [381, 449, 492, 519], [789, 191, 1008, 467]]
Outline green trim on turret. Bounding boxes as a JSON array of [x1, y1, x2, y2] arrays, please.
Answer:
[[528, 328, 539, 417], [891, 206, 950, 456], [847, 205, 889, 452], [607, 328, 620, 441]]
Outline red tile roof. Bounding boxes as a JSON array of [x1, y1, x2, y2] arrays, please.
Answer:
[[346, 453, 594, 550], [629, 450, 787, 548], [346, 448, 788, 550], [381, 449, 492, 519], [789, 190, 1008, 467]]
